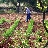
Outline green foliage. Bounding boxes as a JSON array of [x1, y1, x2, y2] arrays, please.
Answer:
[[36, 2, 42, 10], [29, 0, 37, 6], [9, 46, 13, 48], [17, 19, 34, 48], [5, 19, 11, 23], [0, 0, 37, 7], [2, 19, 20, 38], [0, 0, 4, 3], [20, 39, 30, 48], [36, 0, 48, 12], [44, 20, 48, 30], [36, 30, 41, 35], [18, 45, 30, 48], [44, 32, 48, 37], [0, 18, 11, 24], [41, 0, 48, 6], [24, 3, 31, 7], [5, 9, 16, 13], [26, 19, 34, 36], [20, 0, 37, 7], [0, 18, 5, 24], [37, 36, 42, 42], [36, 30, 42, 42]]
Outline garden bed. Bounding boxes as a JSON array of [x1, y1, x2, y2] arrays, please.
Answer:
[[0, 13, 48, 48]]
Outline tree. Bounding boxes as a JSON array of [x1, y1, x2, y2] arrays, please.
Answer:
[[20, 0, 37, 7], [0, 0, 5, 3], [37, 0, 48, 47], [28, 0, 37, 7], [37, 0, 48, 32]]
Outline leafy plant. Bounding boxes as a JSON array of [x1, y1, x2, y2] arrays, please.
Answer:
[[5, 19, 11, 23], [44, 20, 48, 30], [36, 30, 41, 35], [2, 20, 20, 38], [19, 19, 34, 47], [37, 36, 42, 42], [0, 18, 11, 24], [9, 46, 13, 48], [44, 32, 48, 37], [26, 19, 34, 36], [0, 18, 5, 24], [21, 39, 30, 48]]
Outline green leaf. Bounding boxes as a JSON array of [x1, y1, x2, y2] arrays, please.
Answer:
[[3, 19, 20, 38]]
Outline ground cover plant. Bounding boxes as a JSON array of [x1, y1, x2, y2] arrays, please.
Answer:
[[44, 20, 48, 30], [0, 18, 5, 24], [18, 19, 34, 48], [0, 0, 48, 47], [3, 19, 20, 38], [25, 19, 34, 37], [0, 13, 48, 48]]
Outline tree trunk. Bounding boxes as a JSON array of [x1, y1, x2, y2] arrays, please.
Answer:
[[43, 11, 45, 24], [43, 11, 48, 32], [17, 2, 20, 13], [18, 2, 20, 13]]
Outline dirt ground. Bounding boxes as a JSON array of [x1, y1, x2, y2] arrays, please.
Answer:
[[0, 13, 48, 48]]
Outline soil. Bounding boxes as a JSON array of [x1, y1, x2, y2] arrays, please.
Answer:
[[0, 13, 48, 48]]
